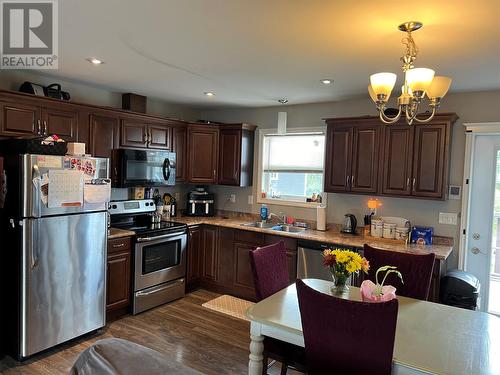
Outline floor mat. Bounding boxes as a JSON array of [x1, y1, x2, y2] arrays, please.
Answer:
[[202, 295, 254, 321]]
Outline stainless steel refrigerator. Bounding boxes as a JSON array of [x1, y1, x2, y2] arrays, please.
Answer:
[[0, 154, 109, 359]]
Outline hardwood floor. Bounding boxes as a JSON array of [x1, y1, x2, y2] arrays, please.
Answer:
[[0, 290, 253, 375]]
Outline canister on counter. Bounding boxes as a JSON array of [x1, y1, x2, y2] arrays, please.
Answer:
[[395, 227, 410, 241], [383, 223, 396, 239], [371, 219, 384, 237]]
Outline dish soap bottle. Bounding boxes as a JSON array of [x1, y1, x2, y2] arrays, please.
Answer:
[[260, 204, 268, 222]]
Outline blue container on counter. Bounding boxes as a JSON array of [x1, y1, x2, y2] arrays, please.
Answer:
[[410, 226, 433, 245], [260, 204, 268, 221]]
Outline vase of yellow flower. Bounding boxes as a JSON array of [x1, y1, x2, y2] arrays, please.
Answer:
[[322, 248, 370, 296]]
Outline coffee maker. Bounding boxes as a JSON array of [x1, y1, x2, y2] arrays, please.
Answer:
[[186, 187, 215, 216]]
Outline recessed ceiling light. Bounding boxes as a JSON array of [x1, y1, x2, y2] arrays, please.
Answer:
[[321, 79, 333, 85], [278, 99, 288, 104], [204, 91, 215, 97], [86, 57, 104, 65]]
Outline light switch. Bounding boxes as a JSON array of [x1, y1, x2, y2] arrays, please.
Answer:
[[229, 194, 236, 203], [248, 195, 254, 205], [439, 212, 458, 225]]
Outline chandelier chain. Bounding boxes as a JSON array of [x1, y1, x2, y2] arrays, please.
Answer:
[[400, 31, 418, 72]]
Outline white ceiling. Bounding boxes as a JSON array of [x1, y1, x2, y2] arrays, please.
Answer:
[[49, 0, 500, 107]]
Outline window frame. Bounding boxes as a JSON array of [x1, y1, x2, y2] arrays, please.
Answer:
[[256, 127, 327, 209]]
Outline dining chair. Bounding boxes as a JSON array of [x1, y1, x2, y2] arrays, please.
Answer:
[[296, 279, 398, 375], [250, 241, 306, 375], [363, 244, 436, 300]]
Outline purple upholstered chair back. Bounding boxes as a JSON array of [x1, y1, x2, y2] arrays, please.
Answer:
[[296, 279, 398, 375], [249, 241, 290, 301], [363, 244, 436, 300]]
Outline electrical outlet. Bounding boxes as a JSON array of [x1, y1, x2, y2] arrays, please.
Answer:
[[247, 195, 254, 205], [229, 194, 236, 203], [439, 212, 458, 225]]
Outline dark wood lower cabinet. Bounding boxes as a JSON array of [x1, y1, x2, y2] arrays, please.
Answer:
[[187, 225, 203, 290], [202, 226, 219, 281], [186, 226, 298, 301], [106, 237, 132, 321]]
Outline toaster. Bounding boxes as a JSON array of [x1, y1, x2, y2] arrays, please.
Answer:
[[186, 187, 215, 216]]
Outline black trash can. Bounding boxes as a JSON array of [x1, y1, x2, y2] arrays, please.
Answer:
[[440, 270, 480, 310]]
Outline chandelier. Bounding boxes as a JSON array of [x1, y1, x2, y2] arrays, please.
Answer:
[[368, 21, 452, 125]]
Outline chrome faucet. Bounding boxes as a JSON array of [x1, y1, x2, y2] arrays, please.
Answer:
[[268, 212, 287, 225]]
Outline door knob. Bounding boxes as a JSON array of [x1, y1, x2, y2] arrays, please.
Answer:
[[471, 247, 481, 255]]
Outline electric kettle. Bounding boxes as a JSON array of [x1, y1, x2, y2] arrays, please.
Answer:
[[341, 214, 357, 234]]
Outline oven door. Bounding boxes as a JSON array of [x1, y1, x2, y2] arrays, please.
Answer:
[[134, 230, 187, 291], [115, 149, 176, 187]]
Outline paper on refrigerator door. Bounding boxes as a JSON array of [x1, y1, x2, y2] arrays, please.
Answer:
[[48, 170, 84, 208], [84, 179, 111, 204]]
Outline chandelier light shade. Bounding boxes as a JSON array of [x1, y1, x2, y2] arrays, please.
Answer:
[[369, 73, 397, 98], [405, 68, 435, 93], [369, 21, 452, 125], [426, 76, 452, 99]]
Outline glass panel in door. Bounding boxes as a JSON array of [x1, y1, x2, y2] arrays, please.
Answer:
[[142, 239, 181, 274]]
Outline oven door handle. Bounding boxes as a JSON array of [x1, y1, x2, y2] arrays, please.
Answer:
[[162, 158, 171, 182], [136, 279, 184, 296], [136, 231, 186, 242]]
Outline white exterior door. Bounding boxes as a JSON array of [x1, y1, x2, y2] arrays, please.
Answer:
[[462, 123, 500, 313]]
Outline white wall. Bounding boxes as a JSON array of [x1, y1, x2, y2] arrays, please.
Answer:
[[202, 90, 500, 269], [0, 70, 202, 121]]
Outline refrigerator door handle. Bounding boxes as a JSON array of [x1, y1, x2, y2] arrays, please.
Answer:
[[32, 164, 41, 218], [25, 219, 39, 269]]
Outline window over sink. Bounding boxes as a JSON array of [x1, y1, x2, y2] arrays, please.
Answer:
[[258, 128, 326, 208]]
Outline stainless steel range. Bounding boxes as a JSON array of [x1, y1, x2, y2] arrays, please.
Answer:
[[109, 200, 187, 314]]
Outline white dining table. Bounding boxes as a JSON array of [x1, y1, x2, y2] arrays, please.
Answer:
[[246, 279, 500, 375]]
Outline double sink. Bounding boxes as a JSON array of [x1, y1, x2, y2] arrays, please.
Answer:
[[241, 221, 306, 233]]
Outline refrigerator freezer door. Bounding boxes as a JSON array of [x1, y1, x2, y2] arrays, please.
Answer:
[[21, 212, 107, 358], [22, 154, 109, 218]]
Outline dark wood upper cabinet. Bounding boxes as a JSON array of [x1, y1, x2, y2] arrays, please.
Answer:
[[120, 118, 173, 150], [120, 119, 148, 148], [324, 126, 353, 192], [148, 123, 172, 150], [412, 123, 448, 199], [324, 114, 457, 200], [0, 99, 76, 140], [42, 106, 78, 141], [90, 114, 119, 158], [351, 125, 379, 193], [0, 100, 40, 136], [381, 125, 414, 196], [187, 124, 219, 184], [218, 124, 256, 186], [173, 125, 187, 182]]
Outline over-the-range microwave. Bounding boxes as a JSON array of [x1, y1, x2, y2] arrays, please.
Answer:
[[112, 149, 176, 187]]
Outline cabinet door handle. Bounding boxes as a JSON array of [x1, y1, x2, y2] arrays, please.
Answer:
[[36, 119, 41, 135], [43, 120, 47, 135], [406, 178, 410, 190], [412, 178, 416, 192], [346, 175, 350, 188], [112, 243, 125, 248], [351, 175, 355, 188], [213, 169, 216, 180]]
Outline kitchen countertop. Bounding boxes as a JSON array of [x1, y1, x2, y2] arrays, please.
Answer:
[[108, 227, 136, 239], [171, 214, 453, 260]]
